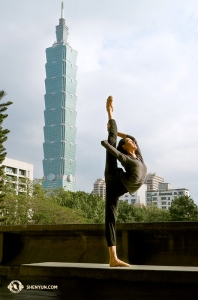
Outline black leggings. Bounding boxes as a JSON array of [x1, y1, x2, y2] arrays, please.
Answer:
[[105, 119, 127, 247]]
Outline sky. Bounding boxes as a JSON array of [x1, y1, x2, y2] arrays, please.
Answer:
[[0, 0, 198, 202]]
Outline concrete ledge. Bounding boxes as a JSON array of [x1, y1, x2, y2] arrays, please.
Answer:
[[20, 262, 198, 284], [1, 263, 198, 299], [0, 265, 20, 277], [2, 223, 198, 267], [2, 224, 198, 299], [1, 222, 198, 232]]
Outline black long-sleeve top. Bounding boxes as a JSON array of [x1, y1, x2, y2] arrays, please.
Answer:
[[101, 135, 147, 194]]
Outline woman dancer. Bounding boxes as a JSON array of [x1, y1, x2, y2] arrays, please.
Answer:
[[101, 96, 147, 267]]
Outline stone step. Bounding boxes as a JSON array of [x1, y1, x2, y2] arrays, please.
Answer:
[[20, 262, 198, 283], [1, 263, 198, 299]]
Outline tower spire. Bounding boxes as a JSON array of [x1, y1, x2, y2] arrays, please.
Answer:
[[61, 1, 64, 19], [56, 1, 68, 43]]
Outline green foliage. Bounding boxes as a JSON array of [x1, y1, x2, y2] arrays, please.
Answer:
[[54, 189, 105, 223], [117, 201, 145, 223], [117, 201, 171, 223], [144, 205, 171, 222], [1, 181, 88, 225], [0, 90, 13, 222], [1, 176, 197, 225], [169, 195, 198, 221], [30, 196, 88, 225]]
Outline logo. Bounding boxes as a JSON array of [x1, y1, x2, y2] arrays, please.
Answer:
[[7, 280, 24, 294]]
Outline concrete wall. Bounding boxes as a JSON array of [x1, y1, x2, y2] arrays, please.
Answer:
[[1, 222, 198, 268]]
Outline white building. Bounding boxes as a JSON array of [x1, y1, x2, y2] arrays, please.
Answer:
[[145, 173, 164, 191], [146, 183, 190, 210], [119, 184, 147, 205], [93, 178, 106, 199], [1, 157, 33, 194]]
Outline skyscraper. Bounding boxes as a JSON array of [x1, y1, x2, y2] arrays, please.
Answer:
[[93, 178, 106, 199], [145, 173, 164, 191], [42, 2, 77, 191]]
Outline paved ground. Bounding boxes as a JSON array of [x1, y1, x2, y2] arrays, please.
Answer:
[[21, 262, 198, 271], [2, 263, 198, 300], [20, 262, 198, 284]]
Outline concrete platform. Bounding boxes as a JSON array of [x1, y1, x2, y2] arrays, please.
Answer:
[[2, 263, 198, 299], [19, 262, 198, 300], [2, 223, 198, 267], [2, 223, 198, 299], [20, 262, 198, 284]]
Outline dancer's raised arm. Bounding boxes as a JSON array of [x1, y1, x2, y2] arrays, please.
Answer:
[[117, 131, 126, 138]]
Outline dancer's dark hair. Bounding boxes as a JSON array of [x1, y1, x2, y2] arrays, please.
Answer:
[[117, 138, 128, 154]]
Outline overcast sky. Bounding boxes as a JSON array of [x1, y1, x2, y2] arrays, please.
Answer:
[[0, 0, 198, 202]]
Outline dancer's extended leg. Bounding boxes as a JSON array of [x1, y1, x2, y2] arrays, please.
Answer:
[[105, 96, 130, 267]]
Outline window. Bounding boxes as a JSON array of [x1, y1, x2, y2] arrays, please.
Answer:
[[19, 169, 26, 176], [6, 167, 16, 174]]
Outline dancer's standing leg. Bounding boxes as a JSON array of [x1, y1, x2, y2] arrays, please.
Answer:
[[105, 96, 130, 267]]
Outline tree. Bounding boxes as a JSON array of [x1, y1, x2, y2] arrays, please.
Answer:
[[55, 189, 105, 223], [144, 205, 171, 222], [1, 183, 88, 225], [117, 201, 171, 223], [0, 90, 13, 222], [117, 201, 145, 223], [169, 195, 198, 221]]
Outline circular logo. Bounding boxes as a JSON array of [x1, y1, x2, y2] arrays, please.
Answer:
[[47, 173, 55, 181], [67, 174, 73, 182], [7, 280, 24, 294]]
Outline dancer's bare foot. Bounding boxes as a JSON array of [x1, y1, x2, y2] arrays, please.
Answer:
[[106, 95, 114, 112], [108, 246, 130, 267], [110, 257, 130, 267], [106, 96, 114, 120]]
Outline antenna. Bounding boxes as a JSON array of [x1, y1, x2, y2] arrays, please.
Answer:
[[61, 1, 64, 18]]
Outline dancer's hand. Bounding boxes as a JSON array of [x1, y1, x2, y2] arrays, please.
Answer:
[[107, 123, 110, 131]]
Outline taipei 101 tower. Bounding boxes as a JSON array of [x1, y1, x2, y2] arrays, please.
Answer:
[[42, 2, 77, 191]]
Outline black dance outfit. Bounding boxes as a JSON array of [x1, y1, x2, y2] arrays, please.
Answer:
[[101, 119, 147, 247]]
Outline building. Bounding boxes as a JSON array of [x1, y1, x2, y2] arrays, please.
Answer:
[[93, 178, 106, 199], [93, 177, 147, 204], [119, 184, 147, 205], [146, 183, 190, 210], [2, 157, 33, 194], [145, 173, 164, 191], [42, 2, 78, 191]]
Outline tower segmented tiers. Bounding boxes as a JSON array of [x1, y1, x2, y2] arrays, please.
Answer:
[[42, 2, 77, 191]]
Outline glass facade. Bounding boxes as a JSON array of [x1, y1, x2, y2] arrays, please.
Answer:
[[42, 4, 77, 191]]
